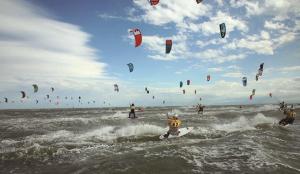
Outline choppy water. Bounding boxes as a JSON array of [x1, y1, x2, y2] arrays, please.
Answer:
[[1, 105, 300, 174]]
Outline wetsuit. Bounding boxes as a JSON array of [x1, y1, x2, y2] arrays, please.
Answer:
[[129, 105, 136, 118]]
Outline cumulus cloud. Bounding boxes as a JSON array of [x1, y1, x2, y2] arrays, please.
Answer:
[[0, 0, 109, 92], [131, 0, 212, 26], [198, 11, 248, 36]]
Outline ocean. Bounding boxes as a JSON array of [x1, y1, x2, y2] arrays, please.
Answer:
[[0, 105, 299, 174]]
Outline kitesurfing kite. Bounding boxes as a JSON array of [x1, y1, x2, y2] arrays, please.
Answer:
[[20, 91, 26, 98], [127, 63, 134, 72], [256, 63, 264, 81], [242, 77, 247, 86], [187, 80, 191, 85], [219, 23, 226, 38], [145, 87, 150, 94], [51, 87, 55, 92], [32, 84, 38, 93], [252, 89, 256, 96], [207, 75, 211, 81], [166, 40, 172, 54], [180, 81, 183, 88], [130, 28, 142, 47], [149, 0, 159, 6], [114, 84, 119, 92], [196, 0, 203, 4]]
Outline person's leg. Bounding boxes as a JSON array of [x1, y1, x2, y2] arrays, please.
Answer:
[[164, 131, 170, 138]]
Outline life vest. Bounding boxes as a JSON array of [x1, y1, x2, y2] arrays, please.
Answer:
[[168, 118, 181, 128], [287, 111, 296, 118]]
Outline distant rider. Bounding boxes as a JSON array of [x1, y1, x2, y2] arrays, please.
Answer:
[[129, 103, 136, 118], [164, 114, 181, 138], [197, 104, 205, 115]]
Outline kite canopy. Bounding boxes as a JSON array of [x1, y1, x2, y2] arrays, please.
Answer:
[[187, 80, 191, 85], [256, 63, 264, 81], [127, 63, 134, 72], [51, 87, 55, 92], [130, 28, 142, 47], [166, 40, 172, 54], [207, 75, 211, 81], [20, 91, 26, 98], [252, 89, 256, 96], [219, 23, 226, 38], [242, 77, 247, 87], [32, 84, 38, 93], [180, 81, 183, 88], [149, 0, 159, 6], [196, 0, 203, 4], [114, 84, 119, 92]]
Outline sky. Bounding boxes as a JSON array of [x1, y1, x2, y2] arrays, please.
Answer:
[[0, 0, 300, 109]]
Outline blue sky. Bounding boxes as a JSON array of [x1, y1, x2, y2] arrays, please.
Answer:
[[0, 0, 300, 109]]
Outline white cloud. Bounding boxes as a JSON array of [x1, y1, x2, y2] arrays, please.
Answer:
[[195, 49, 246, 63], [131, 0, 212, 26], [97, 13, 124, 20], [264, 20, 286, 30], [0, 1, 109, 91], [279, 66, 300, 73], [222, 72, 243, 78], [208, 67, 223, 72], [198, 11, 248, 36], [230, 0, 300, 18]]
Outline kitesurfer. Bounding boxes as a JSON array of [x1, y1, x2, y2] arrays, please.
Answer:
[[129, 103, 136, 118], [197, 104, 205, 114], [279, 101, 285, 110], [279, 108, 296, 126], [163, 114, 181, 138]]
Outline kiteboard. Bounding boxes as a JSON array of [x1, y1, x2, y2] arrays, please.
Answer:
[[159, 127, 193, 140]]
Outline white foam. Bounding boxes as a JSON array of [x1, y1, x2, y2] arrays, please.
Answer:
[[79, 124, 166, 142], [101, 111, 128, 120], [213, 113, 277, 133]]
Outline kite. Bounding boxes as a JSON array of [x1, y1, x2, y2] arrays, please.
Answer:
[[166, 40, 172, 54], [219, 23, 226, 38], [130, 28, 142, 47], [127, 63, 134, 72]]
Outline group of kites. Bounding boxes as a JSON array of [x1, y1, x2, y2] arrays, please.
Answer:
[[0, 84, 99, 106], [1, 0, 273, 107], [114, 0, 272, 104]]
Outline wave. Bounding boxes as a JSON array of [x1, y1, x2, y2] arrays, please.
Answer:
[[213, 113, 278, 133]]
